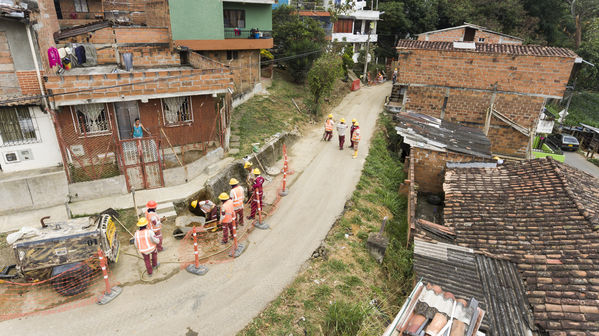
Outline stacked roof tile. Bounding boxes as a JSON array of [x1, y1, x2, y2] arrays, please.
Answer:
[[397, 40, 578, 58], [443, 158, 599, 334]]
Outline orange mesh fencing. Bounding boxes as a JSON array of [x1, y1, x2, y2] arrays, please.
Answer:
[[0, 251, 118, 321]]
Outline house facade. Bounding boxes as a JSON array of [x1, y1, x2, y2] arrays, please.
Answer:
[[330, 0, 380, 61], [394, 39, 578, 158], [0, 3, 62, 173], [416, 23, 523, 45]]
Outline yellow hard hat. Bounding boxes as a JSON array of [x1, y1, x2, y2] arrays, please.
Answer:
[[328, 114, 333, 118], [340, 118, 345, 123], [493, 156, 501, 161], [244, 161, 253, 169], [137, 218, 149, 227], [354, 122, 359, 126], [253, 168, 261, 175], [229, 178, 239, 185], [218, 193, 230, 201], [191, 200, 198, 208], [352, 118, 357, 123]]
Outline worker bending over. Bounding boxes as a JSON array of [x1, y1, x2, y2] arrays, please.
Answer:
[[349, 119, 357, 149], [324, 114, 334, 141], [189, 199, 219, 221], [352, 122, 361, 159], [336, 118, 347, 150], [248, 168, 264, 220], [134, 218, 160, 276], [229, 178, 245, 226], [145, 200, 163, 252], [218, 193, 235, 244]]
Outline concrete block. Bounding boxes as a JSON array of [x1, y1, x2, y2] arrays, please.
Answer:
[[0, 178, 33, 212], [68, 175, 127, 202], [230, 142, 240, 148], [163, 166, 186, 187], [229, 148, 240, 155], [29, 171, 69, 208], [367, 233, 389, 264], [206, 162, 221, 175]]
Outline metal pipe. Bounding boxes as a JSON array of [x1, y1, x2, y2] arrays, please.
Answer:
[[25, 25, 49, 109]]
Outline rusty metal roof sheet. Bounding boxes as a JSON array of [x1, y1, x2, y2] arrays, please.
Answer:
[[54, 20, 112, 41]]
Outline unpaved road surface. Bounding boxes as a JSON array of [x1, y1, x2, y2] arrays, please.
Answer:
[[564, 151, 599, 179], [0, 83, 390, 336]]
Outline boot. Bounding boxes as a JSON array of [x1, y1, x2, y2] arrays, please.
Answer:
[[353, 150, 358, 159]]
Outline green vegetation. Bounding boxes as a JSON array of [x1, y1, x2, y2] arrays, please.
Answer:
[[239, 114, 413, 335], [564, 91, 599, 128], [69, 163, 120, 183], [308, 53, 344, 114], [231, 70, 349, 158], [589, 158, 599, 167]]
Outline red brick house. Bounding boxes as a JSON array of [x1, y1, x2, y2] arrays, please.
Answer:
[[394, 39, 579, 158], [416, 23, 523, 45]]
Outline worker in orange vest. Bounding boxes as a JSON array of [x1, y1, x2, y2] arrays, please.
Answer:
[[324, 114, 334, 141], [349, 118, 357, 149], [352, 122, 361, 159], [219, 193, 236, 244], [134, 218, 160, 276], [145, 200, 163, 252], [229, 178, 245, 226], [248, 168, 264, 220]]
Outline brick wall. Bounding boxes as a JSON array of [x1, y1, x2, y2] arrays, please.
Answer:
[[474, 31, 521, 44], [145, 0, 171, 28], [0, 31, 20, 96], [46, 68, 233, 105], [418, 28, 464, 42], [201, 50, 261, 94], [16, 71, 42, 95], [55, 0, 103, 20], [411, 147, 491, 193], [119, 47, 180, 67], [398, 49, 574, 97], [60, 27, 170, 45], [32, 0, 59, 74]]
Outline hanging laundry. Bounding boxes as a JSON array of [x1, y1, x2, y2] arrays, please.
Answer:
[[75, 45, 86, 65], [81, 44, 97, 67], [58, 47, 67, 59], [47, 47, 62, 68]]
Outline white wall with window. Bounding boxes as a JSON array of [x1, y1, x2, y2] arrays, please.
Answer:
[[0, 106, 63, 173]]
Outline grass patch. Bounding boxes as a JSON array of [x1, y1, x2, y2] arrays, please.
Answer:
[[239, 113, 413, 336], [231, 70, 350, 158], [589, 158, 599, 167], [564, 91, 599, 128]]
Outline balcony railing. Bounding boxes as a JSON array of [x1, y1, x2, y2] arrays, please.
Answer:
[[224, 29, 273, 39]]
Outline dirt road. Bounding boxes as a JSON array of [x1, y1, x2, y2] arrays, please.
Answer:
[[564, 151, 599, 179], [0, 83, 390, 336]]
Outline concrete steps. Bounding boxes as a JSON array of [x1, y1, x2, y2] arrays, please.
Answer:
[[141, 201, 177, 219]]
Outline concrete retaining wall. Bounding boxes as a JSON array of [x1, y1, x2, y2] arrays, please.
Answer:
[[164, 148, 224, 186], [68, 175, 128, 202], [0, 170, 68, 214]]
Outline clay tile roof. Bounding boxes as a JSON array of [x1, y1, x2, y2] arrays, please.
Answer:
[[443, 158, 599, 334], [396, 40, 578, 58]]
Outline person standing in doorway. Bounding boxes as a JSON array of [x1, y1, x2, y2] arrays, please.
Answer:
[[336, 118, 347, 150], [132, 118, 150, 138]]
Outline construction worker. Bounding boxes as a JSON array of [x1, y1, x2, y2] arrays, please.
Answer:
[[324, 114, 334, 141], [248, 168, 264, 220], [189, 199, 219, 221], [336, 118, 348, 150], [392, 68, 398, 84], [349, 119, 357, 149], [145, 200, 163, 252], [218, 193, 235, 244], [134, 218, 160, 276], [244, 161, 255, 198], [352, 122, 361, 159], [229, 178, 245, 226]]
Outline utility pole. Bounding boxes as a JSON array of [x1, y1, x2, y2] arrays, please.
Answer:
[[362, 0, 375, 84]]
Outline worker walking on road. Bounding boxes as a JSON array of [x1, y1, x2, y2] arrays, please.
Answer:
[[248, 168, 264, 220], [336, 118, 348, 150], [134, 218, 160, 276], [219, 193, 235, 244], [349, 119, 357, 149], [229, 178, 245, 226], [352, 122, 361, 159], [145, 200, 163, 252], [324, 114, 334, 141]]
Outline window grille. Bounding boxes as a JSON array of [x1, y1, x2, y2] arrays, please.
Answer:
[[0, 106, 39, 146], [74, 103, 110, 135], [162, 97, 192, 125]]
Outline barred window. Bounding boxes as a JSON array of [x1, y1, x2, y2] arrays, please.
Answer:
[[0, 106, 38, 146], [162, 97, 192, 125], [73, 103, 110, 135]]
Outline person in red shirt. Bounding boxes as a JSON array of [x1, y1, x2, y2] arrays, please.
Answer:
[[248, 168, 264, 220], [349, 119, 357, 149]]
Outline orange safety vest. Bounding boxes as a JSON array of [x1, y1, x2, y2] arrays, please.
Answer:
[[325, 119, 334, 131], [145, 211, 161, 234], [134, 229, 156, 254], [230, 185, 244, 210], [352, 127, 361, 142], [220, 200, 235, 224]]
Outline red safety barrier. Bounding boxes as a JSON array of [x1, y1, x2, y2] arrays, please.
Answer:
[[192, 226, 200, 268], [279, 144, 289, 196], [351, 79, 361, 91], [0, 251, 118, 321]]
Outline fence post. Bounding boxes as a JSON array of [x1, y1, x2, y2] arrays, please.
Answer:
[[97, 249, 122, 305], [186, 226, 209, 275]]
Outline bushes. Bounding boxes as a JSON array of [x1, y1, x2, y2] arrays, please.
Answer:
[[324, 301, 367, 336]]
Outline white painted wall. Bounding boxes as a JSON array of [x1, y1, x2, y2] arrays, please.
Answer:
[[0, 106, 63, 173], [332, 33, 378, 43]]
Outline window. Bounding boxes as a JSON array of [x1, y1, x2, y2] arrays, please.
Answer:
[[226, 50, 238, 61], [463, 27, 476, 41], [224, 10, 245, 28], [162, 97, 192, 125], [73, 0, 89, 12], [478, 37, 485, 43], [73, 103, 110, 135], [334, 19, 353, 33], [0, 106, 38, 146]]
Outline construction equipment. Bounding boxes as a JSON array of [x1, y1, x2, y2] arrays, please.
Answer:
[[2, 214, 120, 296]]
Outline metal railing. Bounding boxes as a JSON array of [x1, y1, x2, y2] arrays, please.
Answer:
[[224, 29, 273, 39]]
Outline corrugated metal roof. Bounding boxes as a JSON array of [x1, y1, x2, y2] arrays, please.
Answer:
[[413, 239, 538, 335], [54, 20, 111, 41], [397, 39, 578, 58]]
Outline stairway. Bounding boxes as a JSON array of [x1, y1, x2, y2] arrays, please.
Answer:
[[389, 84, 404, 103]]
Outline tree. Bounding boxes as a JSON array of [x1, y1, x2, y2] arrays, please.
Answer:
[[272, 5, 327, 82], [576, 18, 599, 90], [307, 53, 343, 114], [564, 0, 599, 48]]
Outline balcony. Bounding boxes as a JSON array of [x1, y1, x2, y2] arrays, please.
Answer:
[[332, 33, 378, 43], [174, 30, 273, 51], [224, 29, 272, 39]]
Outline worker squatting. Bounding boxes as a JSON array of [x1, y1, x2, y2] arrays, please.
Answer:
[[324, 114, 361, 158], [134, 164, 267, 275]]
